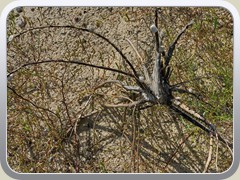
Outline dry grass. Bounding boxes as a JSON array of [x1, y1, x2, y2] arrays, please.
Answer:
[[7, 7, 233, 173]]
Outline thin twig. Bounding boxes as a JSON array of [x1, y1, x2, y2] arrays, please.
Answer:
[[163, 132, 194, 170], [94, 80, 125, 90], [67, 95, 93, 142], [94, 80, 143, 94], [9, 25, 140, 79], [103, 99, 145, 108], [215, 133, 219, 172], [60, 67, 72, 122], [154, 8, 160, 54], [171, 87, 214, 108], [170, 101, 233, 149], [172, 99, 212, 127], [165, 20, 194, 66], [126, 38, 144, 64], [7, 59, 134, 78], [171, 87, 200, 98], [131, 105, 137, 172], [7, 86, 61, 120], [203, 133, 213, 173]]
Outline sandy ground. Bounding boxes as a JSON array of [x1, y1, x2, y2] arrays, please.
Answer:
[[7, 7, 233, 173]]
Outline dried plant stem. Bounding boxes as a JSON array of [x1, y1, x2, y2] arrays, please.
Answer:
[[163, 132, 194, 170], [170, 99, 233, 149], [9, 25, 139, 78], [8, 59, 134, 78], [215, 133, 219, 172], [67, 95, 93, 142], [154, 8, 160, 54], [103, 99, 145, 108], [203, 133, 213, 173], [165, 20, 194, 66], [60, 70, 71, 122], [7, 86, 61, 121], [131, 105, 137, 172], [126, 38, 144, 65]]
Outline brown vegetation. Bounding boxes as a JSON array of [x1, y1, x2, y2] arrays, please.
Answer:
[[7, 7, 233, 173]]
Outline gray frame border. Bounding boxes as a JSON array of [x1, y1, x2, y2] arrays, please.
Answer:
[[0, 0, 239, 179]]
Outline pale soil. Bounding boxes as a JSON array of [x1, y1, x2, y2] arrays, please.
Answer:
[[7, 7, 233, 173]]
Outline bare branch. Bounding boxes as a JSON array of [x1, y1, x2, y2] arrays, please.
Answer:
[[7, 59, 134, 78], [9, 25, 140, 78], [170, 100, 233, 149], [126, 38, 144, 64], [203, 133, 213, 173], [171, 87, 214, 108], [103, 99, 145, 108], [165, 20, 194, 66], [171, 87, 201, 98], [151, 53, 162, 97], [154, 9, 160, 54]]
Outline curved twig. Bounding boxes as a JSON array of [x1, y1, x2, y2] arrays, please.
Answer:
[[94, 80, 142, 93], [103, 99, 145, 108], [7, 59, 134, 78], [7, 85, 61, 120], [8, 25, 139, 78], [203, 133, 213, 173], [165, 20, 194, 66]]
